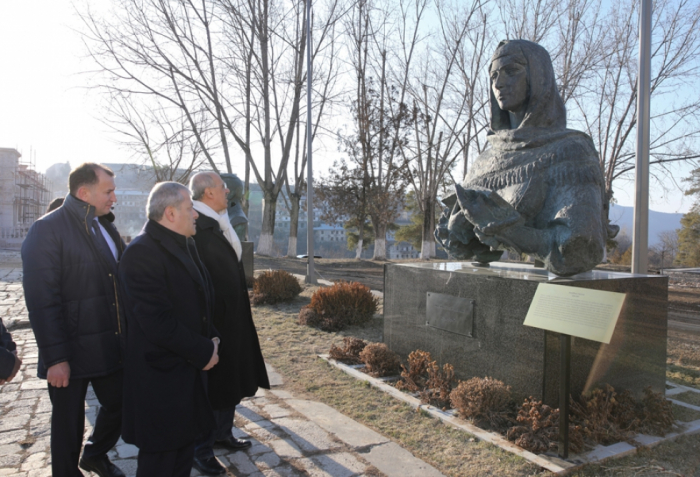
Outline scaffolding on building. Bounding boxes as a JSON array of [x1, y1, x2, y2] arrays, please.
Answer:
[[15, 156, 52, 226]]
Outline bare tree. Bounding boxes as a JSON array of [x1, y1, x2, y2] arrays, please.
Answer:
[[103, 92, 205, 183], [219, 0, 342, 255], [399, 0, 491, 259], [571, 0, 700, 215]]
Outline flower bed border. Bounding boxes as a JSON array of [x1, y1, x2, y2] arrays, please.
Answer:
[[320, 354, 700, 476]]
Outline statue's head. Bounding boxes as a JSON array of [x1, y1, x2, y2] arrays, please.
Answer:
[[220, 173, 244, 206], [489, 40, 566, 131]]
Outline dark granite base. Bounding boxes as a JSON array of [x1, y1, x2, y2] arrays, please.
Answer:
[[383, 262, 668, 405], [242, 241, 254, 286]]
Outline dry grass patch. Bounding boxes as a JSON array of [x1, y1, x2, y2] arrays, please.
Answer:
[[251, 284, 700, 476], [674, 391, 700, 407]]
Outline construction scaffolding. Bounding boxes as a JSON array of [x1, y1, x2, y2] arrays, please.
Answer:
[[15, 157, 52, 226]]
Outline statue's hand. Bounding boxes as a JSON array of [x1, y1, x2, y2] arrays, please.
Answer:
[[454, 185, 523, 235]]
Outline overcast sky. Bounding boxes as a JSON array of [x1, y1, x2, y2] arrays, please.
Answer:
[[0, 0, 694, 215]]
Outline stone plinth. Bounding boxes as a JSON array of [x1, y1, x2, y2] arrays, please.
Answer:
[[383, 262, 668, 405], [241, 241, 254, 286]]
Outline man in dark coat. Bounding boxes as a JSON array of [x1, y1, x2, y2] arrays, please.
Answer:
[[0, 318, 21, 384], [118, 181, 220, 477], [22, 163, 126, 477], [189, 172, 270, 475]]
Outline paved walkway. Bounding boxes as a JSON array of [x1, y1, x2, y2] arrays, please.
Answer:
[[0, 260, 445, 477]]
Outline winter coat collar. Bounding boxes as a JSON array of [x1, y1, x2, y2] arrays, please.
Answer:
[[144, 220, 206, 289], [195, 214, 239, 258]]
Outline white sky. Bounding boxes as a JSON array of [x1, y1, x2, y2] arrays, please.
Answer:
[[0, 0, 694, 214]]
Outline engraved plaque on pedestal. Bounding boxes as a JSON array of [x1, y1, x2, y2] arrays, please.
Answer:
[[426, 292, 475, 337]]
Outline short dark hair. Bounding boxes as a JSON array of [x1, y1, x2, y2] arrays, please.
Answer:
[[68, 163, 114, 195]]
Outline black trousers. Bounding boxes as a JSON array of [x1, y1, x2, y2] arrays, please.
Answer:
[[137, 442, 195, 477], [48, 369, 123, 477]]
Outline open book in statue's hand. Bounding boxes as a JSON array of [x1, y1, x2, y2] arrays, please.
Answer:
[[454, 184, 524, 235]]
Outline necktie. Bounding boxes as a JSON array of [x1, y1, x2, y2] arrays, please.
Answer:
[[92, 221, 117, 270]]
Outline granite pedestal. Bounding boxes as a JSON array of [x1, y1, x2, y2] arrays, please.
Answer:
[[383, 262, 668, 405], [242, 241, 254, 286]]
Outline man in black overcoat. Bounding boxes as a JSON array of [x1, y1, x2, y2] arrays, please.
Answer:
[[22, 163, 126, 477], [118, 182, 220, 477], [189, 172, 270, 475]]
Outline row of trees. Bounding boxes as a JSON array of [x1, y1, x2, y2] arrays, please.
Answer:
[[79, 0, 700, 258]]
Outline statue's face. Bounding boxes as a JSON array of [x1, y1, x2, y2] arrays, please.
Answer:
[[490, 56, 529, 113]]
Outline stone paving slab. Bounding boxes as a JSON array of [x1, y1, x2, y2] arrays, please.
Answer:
[[0, 266, 446, 477]]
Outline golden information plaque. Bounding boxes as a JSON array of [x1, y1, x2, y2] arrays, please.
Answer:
[[523, 284, 626, 344]]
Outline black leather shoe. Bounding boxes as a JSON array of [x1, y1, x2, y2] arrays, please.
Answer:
[[78, 455, 126, 477], [215, 436, 252, 450], [192, 456, 226, 476]]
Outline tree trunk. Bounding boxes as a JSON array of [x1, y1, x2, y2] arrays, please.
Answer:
[[373, 221, 387, 260], [355, 238, 364, 259], [420, 197, 436, 259], [258, 193, 277, 256], [286, 194, 300, 257]]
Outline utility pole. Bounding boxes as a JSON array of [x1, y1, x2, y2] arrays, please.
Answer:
[[305, 0, 317, 284], [632, 0, 651, 275]]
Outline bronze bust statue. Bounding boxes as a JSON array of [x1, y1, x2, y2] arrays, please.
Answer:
[[220, 173, 247, 241], [435, 40, 617, 277]]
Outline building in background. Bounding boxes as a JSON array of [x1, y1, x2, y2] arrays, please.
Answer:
[[0, 148, 53, 248]]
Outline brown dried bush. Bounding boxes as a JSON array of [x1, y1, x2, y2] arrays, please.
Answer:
[[395, 350, 432, 392], [570, 384, 674, 447], [450, 377, 513, 429], [571, 384, 640, 445], [640, 386, 674, 435], [507, 398, 585, 454], [297, 306, 319, 327], [304, 281, 378, 331], [421, 361, 456, 409], [359, 343, 401, 377], [328, 338, 367, 365], [395, 350, 456, 408], [251, 270, 302, 305]]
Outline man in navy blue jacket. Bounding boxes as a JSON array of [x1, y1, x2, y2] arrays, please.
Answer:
[[0, 318, 21, 384], [22, 163, 126, 477]]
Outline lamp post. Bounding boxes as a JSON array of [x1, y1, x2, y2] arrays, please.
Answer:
[[632, 0, 652, 275], [305, 0, 317, 284]]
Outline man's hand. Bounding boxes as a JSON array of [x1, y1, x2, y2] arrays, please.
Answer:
[[47, 362, 70, 388], [203, 339, 219, 371], [0, 351, 21, 385]]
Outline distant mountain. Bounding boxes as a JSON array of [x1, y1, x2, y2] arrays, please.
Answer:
[[608, 205, 684, 246]]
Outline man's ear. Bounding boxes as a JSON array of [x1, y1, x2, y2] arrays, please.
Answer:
[[76, 186, 89, 202], [163, 206, 175, 223]]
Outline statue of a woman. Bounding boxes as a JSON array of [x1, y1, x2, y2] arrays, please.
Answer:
[[435, 40, 617, 277]]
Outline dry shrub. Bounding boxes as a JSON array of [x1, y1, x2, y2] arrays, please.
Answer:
[[507, 398, 585, 454], [396, 350, 432, 392], [305, 281, 378, 331], [450, 377, 513, 429], [297, 306, 318, 326], [421, 361, 456, 409], [251, 270, 302, 305], [395, 350, 456, 408], [328, 338, 367, 365], [359, 343, 401, 377], [640, 386, 674, 435], [571, 384, 639, 445], [571, 384, 674, 446]]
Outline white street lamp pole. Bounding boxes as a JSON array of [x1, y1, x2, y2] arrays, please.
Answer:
[[632, 0, 651, 275], [305, 0, 317, 284]]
